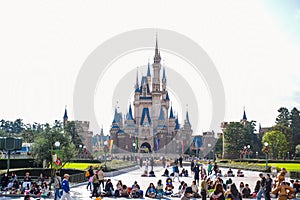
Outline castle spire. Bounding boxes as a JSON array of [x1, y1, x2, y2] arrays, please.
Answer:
[[162, 66, 166, 80], [154, 34, 161, 64], [63, 106, 68, 120], [169, 105, 175, 119], [242, 107, 247, 121], [147, 60, 151, 77]]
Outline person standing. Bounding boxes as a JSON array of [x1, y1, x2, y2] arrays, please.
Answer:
[[207, 161, 213, 175], [86, 165, 94, 191], [91, 170, 100, 198], [53, 172, 62, 200], [257, 173, 266, 200], [61, 174, 71, 200], [162, 157, 166, 168], [200, 177, 208, 200], [193, 164, 200, 186], [173, 163, 180, 182], [265, 174, 273, 200], [98, 167, 105, 192], [179, 155, 183, 168]]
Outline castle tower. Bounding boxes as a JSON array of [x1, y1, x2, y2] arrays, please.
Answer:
[[151, 36, 162, 129], [241, 107, 247, 127], [63, 106, 68, 126]]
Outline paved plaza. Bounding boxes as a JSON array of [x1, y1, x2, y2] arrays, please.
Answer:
[[0, 165, 288, 200]]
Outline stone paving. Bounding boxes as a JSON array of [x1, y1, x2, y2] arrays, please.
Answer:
[[0, 165, 289, 200]]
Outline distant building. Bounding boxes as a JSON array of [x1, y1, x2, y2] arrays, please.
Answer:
[[63, 108, 93, 157], [110, 38, 193, 154]]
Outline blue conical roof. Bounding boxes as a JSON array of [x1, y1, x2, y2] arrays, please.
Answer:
[[63, 108, 68, 119], [243, 109, 247, 120], [158, 107, 165, 121], [169, 106, 175, 119], [147, 61, 151, 76]]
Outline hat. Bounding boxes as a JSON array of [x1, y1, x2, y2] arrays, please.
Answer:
[[185, 187, 193, 193], [95, 170, 99, 173], [64, 174, 70, 178]]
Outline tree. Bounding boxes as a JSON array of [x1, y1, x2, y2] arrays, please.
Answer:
[[276, 107, 290, 127], [290, 107, 300, 156], [224, 122, 252, 158], [296, 144, 300, 157], [31, 123, 76, 168], [262, 130, 288, 159]]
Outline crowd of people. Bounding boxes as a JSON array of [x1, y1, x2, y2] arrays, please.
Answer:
[[1, 157, 300, 200], [0, 171, 73, 200], [80, 158, 299, 200]]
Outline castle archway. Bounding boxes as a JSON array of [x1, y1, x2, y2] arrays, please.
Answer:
[[140, 142, 152, 153]]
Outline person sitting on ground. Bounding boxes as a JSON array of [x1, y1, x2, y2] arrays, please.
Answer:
[[210, 183, 225, 200], [237, 169, 244, 177], [146, 182, 157, 198], [272, 181, 294, 200], [130, 181, 142, 198], [1, 173, 9, 190], [37, 172, 45, 186], [225, 178, 233, 188], [181, 186, 193, 200], [293, 180, 300, 198], [141, 170, 148, 177], [242, 183, 251, 198], [162, 168, 169, 177], [191, 180, 201, 198], [227, 168, 234, 177], [101, 179, 114, 197], [165, 178, 174, 196], [114, 180, 123, 197], [149, 170, 156, 177], [239, 182, 245, 193], [29, 182, 40, 196], [224, 183, 242, 200], [22, 172, 32, 189], [156, 179, 164, 198], [40, 182, 50, 197], [120, 184, 129, 197], [171, 182, 187, 197]]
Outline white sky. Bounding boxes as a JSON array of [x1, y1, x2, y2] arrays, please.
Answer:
[[0, 1, 300, 135]]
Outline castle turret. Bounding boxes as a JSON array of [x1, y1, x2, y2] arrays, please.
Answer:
[[63, 106, 68, 126]]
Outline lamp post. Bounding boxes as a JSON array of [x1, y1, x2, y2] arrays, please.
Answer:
[[264, 142, 269, 170], [103, 141, 108, 170], [208, 144, 211, 160], [256, 151, 258, 159], [247, 145, 251, 159], [54, 141, 60, 150], [132, 143, 136, 161], [287, 152, 289, 160], [83, 145, 86, 159], [79, 144, 82, 159]]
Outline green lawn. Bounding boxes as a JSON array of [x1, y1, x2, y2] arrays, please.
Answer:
[[256, 163, 300, 172], [62, 160, 135, 171]]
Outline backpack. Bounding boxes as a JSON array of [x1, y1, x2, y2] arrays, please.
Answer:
[[85, 170, 90, 177]]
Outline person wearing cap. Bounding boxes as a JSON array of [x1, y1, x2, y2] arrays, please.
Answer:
[[181, 186, 193, 200], [61, 174, 71, 200]]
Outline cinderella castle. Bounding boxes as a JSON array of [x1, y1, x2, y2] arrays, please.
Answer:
[[110, 38, 193, 154]]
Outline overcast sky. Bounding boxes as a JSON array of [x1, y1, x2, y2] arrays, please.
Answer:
[[0, 1, 300, 135]]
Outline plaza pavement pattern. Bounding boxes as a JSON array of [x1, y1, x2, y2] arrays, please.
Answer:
[[0, 165, 286, 200]]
